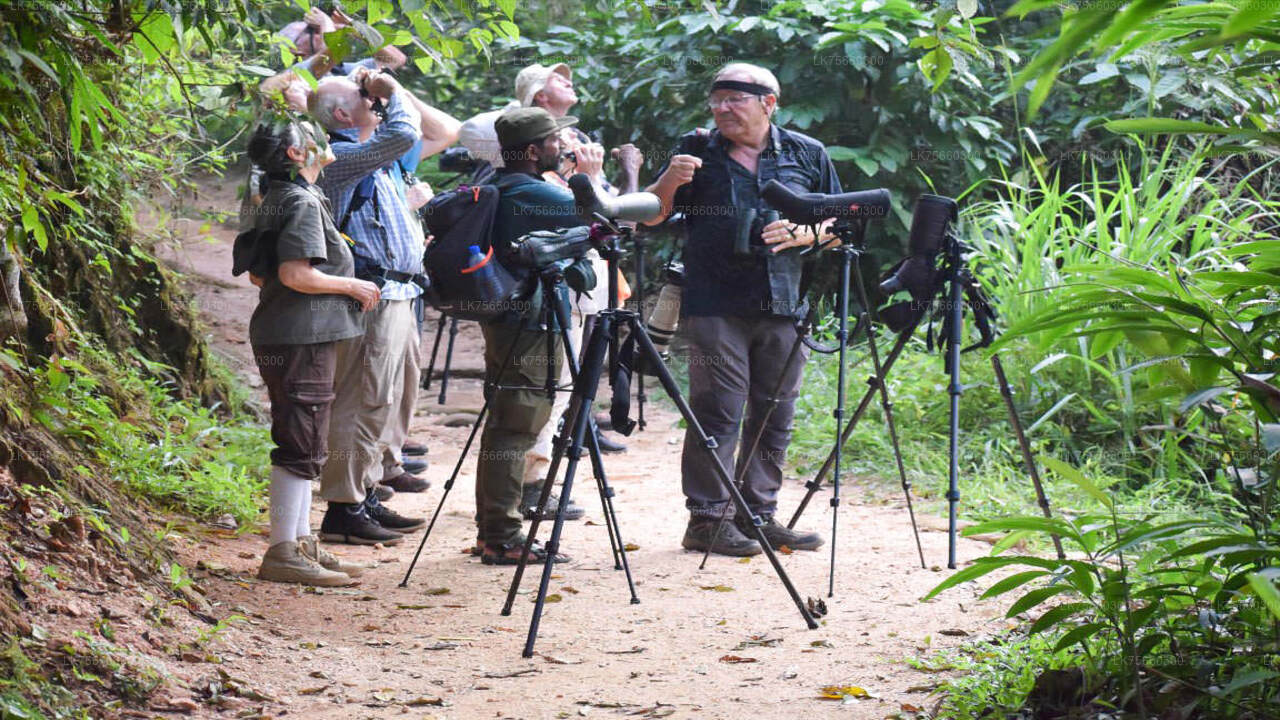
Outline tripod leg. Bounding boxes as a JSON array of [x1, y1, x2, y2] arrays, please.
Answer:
[[787, 319, 919, 529], [422, 312, 446, 391], [555, 312, 626, 575], [827, 251, 852, 597], [849, 253, 926, 570], [518, 313, 617, 657], [635, 240, 647, 432], [627, 315, 818, 630], [946, 260, 964, 570], [401, 319, 530, 587], [399, 399, 488, 587], [992, 354, 1066, 561], [438, 316, 459, 404], [699, 325, 809, 571]]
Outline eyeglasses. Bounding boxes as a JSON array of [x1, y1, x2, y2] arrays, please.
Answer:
[[707, 93, 762, 111]]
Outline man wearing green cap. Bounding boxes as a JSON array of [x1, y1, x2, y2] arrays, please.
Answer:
[[471, 107, 591, 565]]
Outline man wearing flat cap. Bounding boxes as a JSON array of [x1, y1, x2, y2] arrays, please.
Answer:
[[470, 107, 592, 566], [645, 62, 843, 558]]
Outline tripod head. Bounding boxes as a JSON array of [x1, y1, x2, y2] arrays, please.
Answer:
[[874, 194, 997, 356]]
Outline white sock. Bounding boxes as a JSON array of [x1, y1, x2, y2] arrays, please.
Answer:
[[267, 466, 310, 547], [294, 479, 315, 540]]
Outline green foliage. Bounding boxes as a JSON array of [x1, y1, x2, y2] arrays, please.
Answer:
[[1009, 0, 1280, 147], [907, 137, 1280, 714], [24, 347, 270, 527], [912, 632, 1083, 718]]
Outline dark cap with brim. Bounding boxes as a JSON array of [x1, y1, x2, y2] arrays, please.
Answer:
[[495, 107, 578, 151]]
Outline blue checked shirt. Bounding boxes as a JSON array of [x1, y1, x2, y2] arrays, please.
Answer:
[[317, 92, 424, 301]]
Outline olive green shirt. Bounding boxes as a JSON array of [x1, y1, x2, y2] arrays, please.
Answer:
[[248, 177, 365, 346]]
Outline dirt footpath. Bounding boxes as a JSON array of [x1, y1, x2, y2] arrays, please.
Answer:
[[154, 173, 1013, 720]]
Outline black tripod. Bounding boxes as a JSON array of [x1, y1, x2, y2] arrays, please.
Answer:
[[501, 219, 820, 658], [701, 219, 927, 596], [787, 205, 1067, 569], [398, 267, 636, 589], [420, 311, 459, 403]]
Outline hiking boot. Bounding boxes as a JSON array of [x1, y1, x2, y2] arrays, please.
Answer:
[[381, 472, 430, 493], [520, 483, 585, 521], [736, 514, 824, 551], [401, 458, 428, 474], [594, 428, 627, 454], [480, 536, 570, 566], [402, 441, 428, 457], [373, 484, 395, 502], [681, 517, 762, 557], [297, 535, 366, 578], [367, 497, 426, 533], [257, 541, 354, 586], [319, 503, 404, 546]]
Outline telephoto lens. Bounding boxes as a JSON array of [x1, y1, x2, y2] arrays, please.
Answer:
[[646, 262, 685, 358]]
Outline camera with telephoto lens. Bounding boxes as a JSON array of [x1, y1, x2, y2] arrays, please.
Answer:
[[646, 262, 684, 359]]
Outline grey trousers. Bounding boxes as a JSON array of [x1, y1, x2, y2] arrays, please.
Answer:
[[320, 299, 415, 504], [680, 314, 808, 519]]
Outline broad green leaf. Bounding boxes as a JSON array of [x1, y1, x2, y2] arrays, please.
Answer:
[[1029, 602, 1092, 635], [1178, 386, 1231, 414], [1222, 0, 1280, 38], [923, 556, 1054, 600], [1219, 667, 1280, 695], [979, 570, 1049, 599], [1041, 456, 1113, 509], [1006, 585, 1070, 618], [1054, 621, 1105, 651]]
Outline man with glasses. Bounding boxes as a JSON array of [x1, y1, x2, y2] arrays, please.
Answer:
[[644, 62, 842, 557]]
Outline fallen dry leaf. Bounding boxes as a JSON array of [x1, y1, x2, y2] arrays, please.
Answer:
[[699, 585, 734, 592], [938, 628, 969, 637], [718, 655, 757, 664], [623, 543, 640, 551], [733, 636, 782, 650], [561, 586, 580, 594], [297, 684, 330, 696], [397, 604, 432, 610], [818, 685, 869, 700], [406, 697, 445, 706], [425, 587, 450, 596]]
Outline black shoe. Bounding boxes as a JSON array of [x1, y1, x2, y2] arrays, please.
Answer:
[[401, 458, 429, 475], [319, 503, 404, 546], [681, 517, 762, 557], [366, 497, 426, 533], [594, 429, 627, 454], [402, 441, 428, 457], [736, 513, 824, 551], [481, 537, 570, 566], [382, 472, 430, 493], [520, 484, 585, 521]]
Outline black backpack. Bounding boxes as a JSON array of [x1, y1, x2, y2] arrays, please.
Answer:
[[421, 181, 526, 320]]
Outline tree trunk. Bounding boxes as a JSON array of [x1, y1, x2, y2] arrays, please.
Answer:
[[0, 236, 25, 343]]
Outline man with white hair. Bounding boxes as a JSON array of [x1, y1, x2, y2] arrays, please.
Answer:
[[645, 62, 842, 557], [307, 71, 433, 545]]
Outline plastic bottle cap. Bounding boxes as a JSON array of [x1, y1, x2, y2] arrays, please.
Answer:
[[468, 245, 481, 254]]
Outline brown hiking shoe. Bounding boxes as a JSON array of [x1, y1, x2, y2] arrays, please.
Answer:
[[298, 535, 366, 578], [257, 541, 354, 587]]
